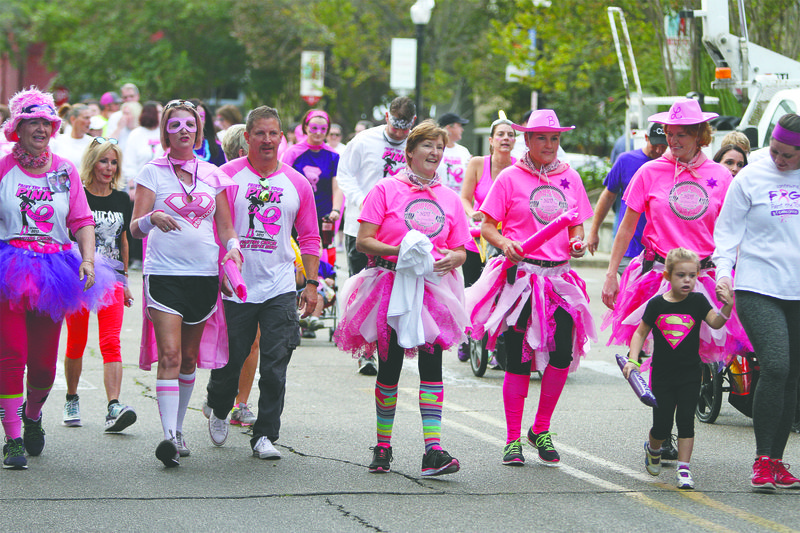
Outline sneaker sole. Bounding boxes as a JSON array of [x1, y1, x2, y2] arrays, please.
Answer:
[[155, 440, 179, 468], [2, 459, 27, 470], [502, 458, 525, 466], [368, 466, 390, 473], [776, 482, 800, 489], [358, 364, 378, 376], [253, 451, 281, 460], [63, 420, 82, 427], [421, 460, 460, 476], [105, 409, 137, 432], [230, 420, 254, 427], [751, 481, 777, 492]]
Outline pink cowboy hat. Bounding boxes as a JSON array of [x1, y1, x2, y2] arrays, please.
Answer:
[[648, 99, 718, 125], [512, 109, 575, 132]]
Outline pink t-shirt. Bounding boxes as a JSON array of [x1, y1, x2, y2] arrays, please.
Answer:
[[358, 177, 471, 263], [623, 156, 733, 257], [480, 162, 593, 262]]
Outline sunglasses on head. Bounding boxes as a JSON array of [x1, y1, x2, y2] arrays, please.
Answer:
[[164, 99, 196, 110], [92, 137, 119, 146], [22, 104, 57, 116]]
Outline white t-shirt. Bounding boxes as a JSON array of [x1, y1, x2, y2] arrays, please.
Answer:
[[437, 143, 471, 193], [123, 127, 163, 190], [135, 160, 226, 276], [337, 125, 407, 237], [52, 134, 93, 171], [220, 158, 320, 303], [713, 155, 800, 299]]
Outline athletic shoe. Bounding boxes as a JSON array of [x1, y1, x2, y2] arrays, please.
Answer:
[[502, 439, 525, 466], [230, 403, 257, 426], [421, 448, 460, 476], [63, 397, 81, 427], [2, 437, 27, 470], [175, 431, 191, 457], [201, 399, 213, 419], [155, 439, 179, 468], [527, 429, 560, 466], [661, 434, 678, 461], [252, 436, 281, 460], [771, 459, 800, 489], [457, 342, 469, 362], [208, 412, 229, 446], [644, 442, 662, 476], [105, 403, 137, 432], [358, 356, 377, 376], [21, 406, 45, 457], [298, 317, 310, 328], [676, 466, 694, 489], [368, 445, 392, 473], [308, 317, 326, 331], [751, 456, 776, 491], [301, 328, 317, 339]]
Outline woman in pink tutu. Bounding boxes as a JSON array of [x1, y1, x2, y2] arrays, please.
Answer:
[[466, 109, 595, 468], [601, 99, 751, 364], [0, 88, 118, 469], [335, 120, 470, 477]]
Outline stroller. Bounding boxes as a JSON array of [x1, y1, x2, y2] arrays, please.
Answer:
[[696, 352, 760, 423]]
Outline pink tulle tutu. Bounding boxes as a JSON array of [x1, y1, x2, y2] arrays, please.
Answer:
[[0, 240, 118, 320], [466, 258, 596, 373], [602, 253, 752, 363], [334, 266, 468, 360]]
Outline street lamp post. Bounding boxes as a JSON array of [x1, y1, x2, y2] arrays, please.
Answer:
[[410, 0, 434, 118]]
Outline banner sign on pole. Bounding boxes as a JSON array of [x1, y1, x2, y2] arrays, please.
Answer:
[[301, 51, 325, 106]]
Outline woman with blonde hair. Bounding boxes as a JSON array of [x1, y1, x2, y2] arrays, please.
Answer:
[[62, 137, 137, 431]]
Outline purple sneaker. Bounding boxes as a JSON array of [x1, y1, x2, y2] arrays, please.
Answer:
[[457, 342, 469, 362]]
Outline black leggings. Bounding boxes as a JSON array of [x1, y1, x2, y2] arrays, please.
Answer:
[[736, 290, 800, 458], [377, 329, 443, 386], [650, 379, 700, 440], [504, 304, 573, 376], [462, 249, 484, 288]]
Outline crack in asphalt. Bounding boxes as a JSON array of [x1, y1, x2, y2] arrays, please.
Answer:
[[324, 498, 387, 532]]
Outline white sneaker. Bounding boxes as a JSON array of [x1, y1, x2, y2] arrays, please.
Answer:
[[252, 436, 281, 460], [175, 431, 191, 457], [208, 413, 228, 446], [676, 466, 694, 489]]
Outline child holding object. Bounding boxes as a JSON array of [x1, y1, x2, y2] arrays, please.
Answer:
[[622, 247, 733, 489]]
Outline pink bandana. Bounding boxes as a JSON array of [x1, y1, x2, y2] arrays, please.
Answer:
[[663, 150, 708, 181], [395, 168, 440, 198]]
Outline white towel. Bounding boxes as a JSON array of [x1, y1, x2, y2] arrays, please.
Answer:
[[387, 230, 439, 348]]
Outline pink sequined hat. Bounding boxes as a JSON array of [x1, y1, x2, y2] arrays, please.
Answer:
[[512, 109, 575, 133], [3, 87, 62, 142], [648, 99, 718, 125]]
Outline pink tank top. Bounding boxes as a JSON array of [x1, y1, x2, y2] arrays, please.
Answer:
[[473, 155, 516, 211]]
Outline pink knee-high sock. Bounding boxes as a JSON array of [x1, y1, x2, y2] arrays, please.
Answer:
[[0, 395, 24, 440], [532, 365, 569, 434], [503, 372, 530, 443]]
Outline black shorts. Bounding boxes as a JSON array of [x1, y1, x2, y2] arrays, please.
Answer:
[[145, 275, 218, 324]]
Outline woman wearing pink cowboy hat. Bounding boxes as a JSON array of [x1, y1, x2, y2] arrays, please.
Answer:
[[466, 109, 596, 467], [600, 99, 752, 473]]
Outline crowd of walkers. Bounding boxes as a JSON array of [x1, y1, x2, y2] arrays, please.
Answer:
[[0, 86, 798, 494]]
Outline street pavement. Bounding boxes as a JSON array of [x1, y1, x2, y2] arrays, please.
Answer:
[[1, 259, 798, 532]]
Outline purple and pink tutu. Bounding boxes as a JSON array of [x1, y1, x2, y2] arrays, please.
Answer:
[[334, 266, 468, 360], [0, 239, 118, 321], [602, 252, 752, 364], [466, 258, 596, 373]]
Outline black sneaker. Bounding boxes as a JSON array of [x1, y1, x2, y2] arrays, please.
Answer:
[[368, 445, 392, 473], [527, 428, 560, 466], [21, 404, 45, 457], [502, 439, 525, 466], [421, 448, 460, 476], [3, 437, 27, 470], [661, 434, 678, 461], [155, 439, 180, 468]]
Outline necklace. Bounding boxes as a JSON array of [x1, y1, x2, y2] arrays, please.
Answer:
[[12, 144, 50, 169], [169, 156, 198, 201]]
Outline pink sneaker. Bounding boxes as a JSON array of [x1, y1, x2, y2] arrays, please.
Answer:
[[772, 459, 800, 489], [751, 456, 776, 491]]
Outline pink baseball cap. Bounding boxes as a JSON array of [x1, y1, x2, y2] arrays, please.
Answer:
[[512, 109, 575, 132], [100, 91, 122, 106], [648, 99, 718, 125]]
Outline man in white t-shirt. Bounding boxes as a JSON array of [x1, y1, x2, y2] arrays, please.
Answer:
[[203, 105, 321, 460], [436, 112, 471, 193], [337, 95, 416, 375]]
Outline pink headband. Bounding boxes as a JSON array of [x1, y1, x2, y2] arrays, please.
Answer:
[[772, 123, 800, 147], [304, 110, 330, 127]]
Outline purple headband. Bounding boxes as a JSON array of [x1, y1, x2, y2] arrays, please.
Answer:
[[772, 123, 800, 147]]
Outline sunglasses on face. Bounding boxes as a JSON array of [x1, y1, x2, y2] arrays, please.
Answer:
[[166, 117, 198, 133], [164, 99, 196, 110], [92, 137, 119, 146]]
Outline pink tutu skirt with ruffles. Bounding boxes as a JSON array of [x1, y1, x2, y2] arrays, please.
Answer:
[[466, 258, 596, 373], [0, 239, 119, 321], [334, 266, 468, 361], [602, 253, 752, 364]]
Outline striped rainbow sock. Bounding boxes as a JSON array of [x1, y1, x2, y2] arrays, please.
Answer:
[[419, 381, 444, 452], [375, 381, 397, 447]]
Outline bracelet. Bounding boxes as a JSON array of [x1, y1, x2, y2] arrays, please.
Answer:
[[123, 271, 129, 277], [626, 358, 641, 369], [305, 279, 320, 287], [81, 260, 94, 265], [330, 209, 340, 213], [719, 308, 731, 320]]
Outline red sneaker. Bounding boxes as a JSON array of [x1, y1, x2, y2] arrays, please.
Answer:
[[751, 456, 776, 491], [771, 459, 800, 489]]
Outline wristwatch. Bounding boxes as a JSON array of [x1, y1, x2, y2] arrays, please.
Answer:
[[305, 279, 320, 287]]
